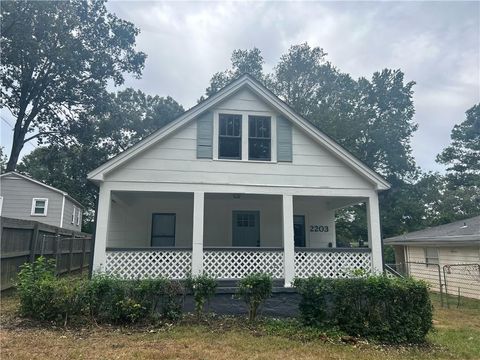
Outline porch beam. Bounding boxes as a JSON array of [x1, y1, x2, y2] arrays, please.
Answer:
[[92, 186, 111, 273], [366, 193, 383, 273], [192, 191, 205, 275], [282, 194, 295, 287]]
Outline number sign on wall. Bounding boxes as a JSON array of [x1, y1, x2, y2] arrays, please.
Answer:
[[310, 225, 329, 233]]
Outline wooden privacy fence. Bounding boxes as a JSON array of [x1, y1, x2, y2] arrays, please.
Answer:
[[1, 217, 92, 290]]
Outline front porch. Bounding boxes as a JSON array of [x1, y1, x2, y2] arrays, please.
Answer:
[[94, 190, 382, 286]]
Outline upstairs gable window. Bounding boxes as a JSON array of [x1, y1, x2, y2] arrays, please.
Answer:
[[219, 114, 242, 159], [249, 115, 271, 161]]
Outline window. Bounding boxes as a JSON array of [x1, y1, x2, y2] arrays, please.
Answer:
[[151, 213, 176, 247], [294, 215, 306, 247], [31, 198, 48, 216], [249, 115, 271, 160], [219, 114, 242, 159], [76, 207, 81, 226], [72, 206, 76, 224], [425, 247, 439, 265]]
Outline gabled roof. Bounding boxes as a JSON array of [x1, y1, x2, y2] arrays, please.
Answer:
[[0, 171, 84, 208], [87, 74, 390, 190], [384, 215, 480, 246]]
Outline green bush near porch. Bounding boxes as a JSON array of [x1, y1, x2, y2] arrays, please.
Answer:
[[294, 275, 433, 343], [16, 257, 184, 324]]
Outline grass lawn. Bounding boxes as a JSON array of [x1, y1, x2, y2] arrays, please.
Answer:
[[1, 290, 479, 360]]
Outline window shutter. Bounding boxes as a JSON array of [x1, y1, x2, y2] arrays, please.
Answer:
[[197, 111, 213, 158], [277, 115, 292, 162]]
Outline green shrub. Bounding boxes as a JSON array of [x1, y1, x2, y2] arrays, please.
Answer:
[[17, 259, 184, 325], [237, 273, 272, 321], [16, 257, 87, 324], [86, 275, 183, 323], [184, 274, 217, 319], [294, 275, 433, 343]]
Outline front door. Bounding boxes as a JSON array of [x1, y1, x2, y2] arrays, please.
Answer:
[[232, 211, 260, 247]]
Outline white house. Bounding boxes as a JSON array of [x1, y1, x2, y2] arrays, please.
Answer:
[[88, 74, 390, 286], [385, 216, 480, 299]]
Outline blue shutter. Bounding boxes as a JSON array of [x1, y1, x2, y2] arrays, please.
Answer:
[[197, 112, 213, 158], [277, 115, 292, 162]]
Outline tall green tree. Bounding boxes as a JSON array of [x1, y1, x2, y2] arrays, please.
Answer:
[[204, 48, 265, 98], [1, 0, 146, 171], [437, 104, 480, 187], [17, 89, 184, 230]]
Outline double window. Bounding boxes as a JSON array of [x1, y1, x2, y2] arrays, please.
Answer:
[[72, 206, 81, 226], [218, 113, 272, 161], [31, 198, 48, 216]]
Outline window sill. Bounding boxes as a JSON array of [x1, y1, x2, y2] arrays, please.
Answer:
[[213, 158, 277, 164], [31, 214, 47, 217]]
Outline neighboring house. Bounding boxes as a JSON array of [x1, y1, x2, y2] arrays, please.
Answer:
[[385, 216, 480, 299], [88, 74, 390, 286], [0, 171, 84, 231]]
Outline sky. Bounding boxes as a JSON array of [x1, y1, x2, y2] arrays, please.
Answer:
[[1, 1, 479, 173]]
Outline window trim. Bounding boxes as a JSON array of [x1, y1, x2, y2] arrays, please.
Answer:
[[31, 198, 48, 217], [72, 206, 76, 224], [424, 247, 439, 266], [218, 113, 242, 160], [76, 207, 81, 226], [151, 213, 176, 247], [248, 115, 272, 161], [212, 110, 277, 162]]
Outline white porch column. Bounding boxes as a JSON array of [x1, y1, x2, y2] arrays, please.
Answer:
[[366, 192, 383, 273], [282, 194, 295, 287], [192, 191, 205, 276], [92, 185, 111, 273]]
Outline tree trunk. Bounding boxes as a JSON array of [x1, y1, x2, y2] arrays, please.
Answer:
[[6, 130, 25, 172]]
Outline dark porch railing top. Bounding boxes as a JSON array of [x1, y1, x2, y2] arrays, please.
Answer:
[[106, 246, 371, 253]]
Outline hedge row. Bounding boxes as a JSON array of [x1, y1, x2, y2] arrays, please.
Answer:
[[16, 258, 183, 324], [294, 275, 433, 343], [17, 258, 433, 343]]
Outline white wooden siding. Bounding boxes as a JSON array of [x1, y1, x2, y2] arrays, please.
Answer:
[[62, 198, 82, 231], [406, 245, 480, 298], [106, 89, 373, 190], [0, 174, 63, 227]]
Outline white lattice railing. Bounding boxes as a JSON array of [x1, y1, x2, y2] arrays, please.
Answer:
[[295, 249, 372, 278], [203, 247, 284, 279], [105, 248, 192, 279]]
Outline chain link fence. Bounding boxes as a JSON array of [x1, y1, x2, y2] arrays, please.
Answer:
[[386, 261, 480, 307]]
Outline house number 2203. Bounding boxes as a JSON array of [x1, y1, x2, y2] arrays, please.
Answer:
[[310, 225, 329, 232]]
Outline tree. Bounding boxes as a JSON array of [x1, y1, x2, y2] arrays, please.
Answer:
[[204, 48, 265, 98], [437, 104, 480, 187], [17, 88, 184, 230], [0, 147, 7, 173], [1, 0, 146, 171]]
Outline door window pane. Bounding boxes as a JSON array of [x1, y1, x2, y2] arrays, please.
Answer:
[[219, 114, 242, 159]]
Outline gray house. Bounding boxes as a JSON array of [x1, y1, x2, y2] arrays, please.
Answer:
[[0, 171, 84, 231]]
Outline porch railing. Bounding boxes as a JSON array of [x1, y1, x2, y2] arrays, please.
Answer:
[[104, 247, 372, 280], [203, 247, 284, 279], [105, 247, 192, 279], [294, 248, 372, 278]]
